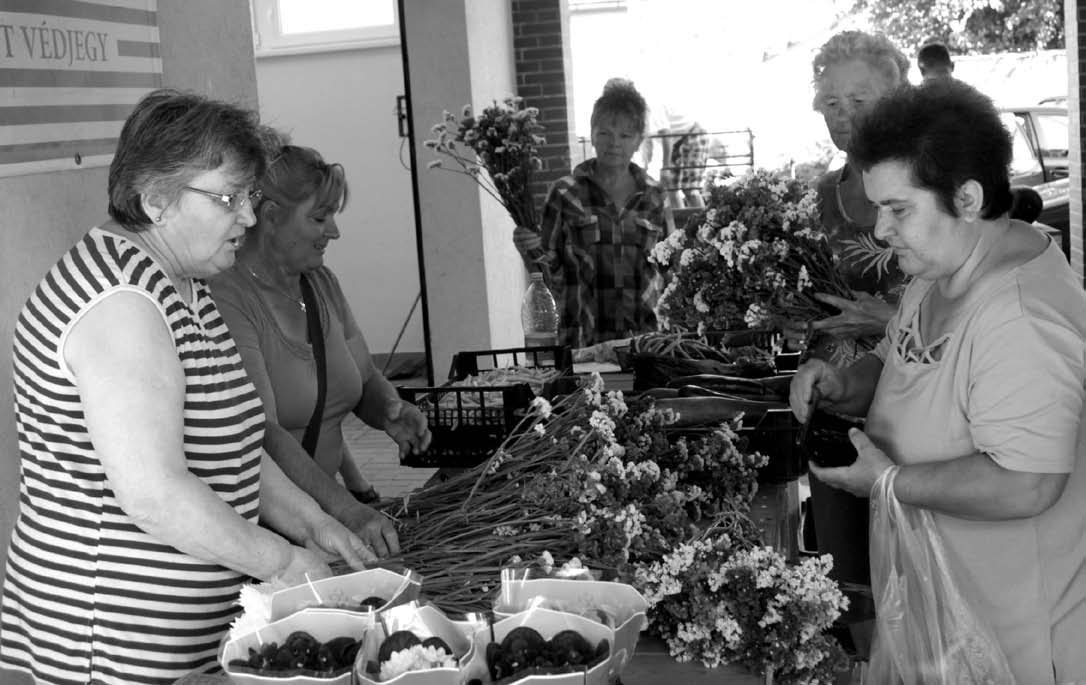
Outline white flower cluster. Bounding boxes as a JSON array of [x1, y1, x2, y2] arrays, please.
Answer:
[[744, 302, 771, 329], [648, 229, 687, 266], [588, 410, 616, 443], [634, 537, 725, 606], [797, 265, 812, 293], [378, 644, 456, 681], [529, 396, 553, 419]]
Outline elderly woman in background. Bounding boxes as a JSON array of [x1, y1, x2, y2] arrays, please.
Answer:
[[515, 77, 666, 347], [0, 90, 372, 685], [791, 80, 1086, 683], [802, 30, 911, 590], [211, 140, 430, 559], [808, 30, 910, 356]]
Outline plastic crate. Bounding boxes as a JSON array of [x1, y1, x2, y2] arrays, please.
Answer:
[[448, 345, 576, 399], [744, 408, 807, 484], [397, 384, 535, 468], [704, 329, 782, 352], [448, 345, 572, 380]]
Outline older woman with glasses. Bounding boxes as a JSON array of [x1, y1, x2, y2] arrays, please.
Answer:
[[0, 90, 372, 685]]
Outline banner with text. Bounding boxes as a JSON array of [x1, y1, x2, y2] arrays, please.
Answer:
[[0, 0, 161, 177]]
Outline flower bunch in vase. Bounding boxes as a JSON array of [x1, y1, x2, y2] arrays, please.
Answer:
[[649, 168, 853, 335], [425, 97, 545, 234]]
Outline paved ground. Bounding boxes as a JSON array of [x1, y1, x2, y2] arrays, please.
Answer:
[[341, 413, 436, 498], [346, 353, 439, 498]]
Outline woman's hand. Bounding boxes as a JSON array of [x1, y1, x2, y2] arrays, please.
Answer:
[[340, 503, 401, 559], [273, 545, 333, 586], [808, 428, 895, 498], [789, 359, 846, 423], [811, 291, 895, 339], [384, 400, 432, 459], [303, 513, 377, 571]]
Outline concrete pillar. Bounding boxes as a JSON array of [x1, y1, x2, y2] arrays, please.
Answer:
[[401, 0, 528, 380]]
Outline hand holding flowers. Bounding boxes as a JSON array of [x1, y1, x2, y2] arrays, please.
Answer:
[[425, 97, 545, 233]]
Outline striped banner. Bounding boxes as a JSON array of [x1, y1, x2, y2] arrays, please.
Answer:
[[0, 0, 161, 177]]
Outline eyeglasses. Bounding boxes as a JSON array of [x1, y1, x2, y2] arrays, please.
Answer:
[[183, 186, 263, 212]]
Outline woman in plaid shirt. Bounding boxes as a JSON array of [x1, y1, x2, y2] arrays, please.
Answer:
[[516, 78, 666, 348]]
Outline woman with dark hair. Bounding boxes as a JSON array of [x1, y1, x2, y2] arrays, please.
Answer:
[[790, 79, 1086, 682], [211, 138, 429, 558], [515, 77, 666, 347], [0, 90, 372, 684]]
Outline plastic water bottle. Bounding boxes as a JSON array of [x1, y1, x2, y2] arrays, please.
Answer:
[[521, 272, 559, 349]]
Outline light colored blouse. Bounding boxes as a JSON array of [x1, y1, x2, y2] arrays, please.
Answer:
[[865, 240, 1086, 684], [211, 265, 369, 475]]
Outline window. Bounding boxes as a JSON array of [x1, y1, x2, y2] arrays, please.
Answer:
[[251, 0, 399, 57]]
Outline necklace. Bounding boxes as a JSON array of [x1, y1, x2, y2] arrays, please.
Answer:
[[246, 265, 306, 312]]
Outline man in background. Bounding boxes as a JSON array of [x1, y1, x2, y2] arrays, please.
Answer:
[[918, 42, 955, 81]]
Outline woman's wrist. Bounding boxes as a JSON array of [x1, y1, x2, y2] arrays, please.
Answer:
[[256, 533, 295, 581]]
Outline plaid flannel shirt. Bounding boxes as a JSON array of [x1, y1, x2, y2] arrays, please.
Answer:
[[538, 160, 666, 347]]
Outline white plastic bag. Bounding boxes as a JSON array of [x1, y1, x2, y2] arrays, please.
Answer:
[[867, 466, 1015, 684]]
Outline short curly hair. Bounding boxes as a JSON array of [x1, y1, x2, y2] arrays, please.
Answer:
[[107, 89, 265, 230], [590, 77, 648, 135], [811, 30, 910, 110], [850, 79, 1014, 220]]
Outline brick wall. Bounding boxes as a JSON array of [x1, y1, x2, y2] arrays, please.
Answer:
[[512, 0, 576, 222], [1070, 0, 1084, 283]]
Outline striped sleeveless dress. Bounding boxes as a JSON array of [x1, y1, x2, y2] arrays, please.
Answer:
[[1, 227, 265, 684]]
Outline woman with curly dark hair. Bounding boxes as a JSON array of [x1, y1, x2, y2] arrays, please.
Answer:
[[792, 79, 1086, 683]]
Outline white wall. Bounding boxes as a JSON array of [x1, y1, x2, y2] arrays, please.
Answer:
[[255, 46, 424, 355], [402, 0, 526, 377], [466, 0, 530, 352], [0, 0, 259, 572]]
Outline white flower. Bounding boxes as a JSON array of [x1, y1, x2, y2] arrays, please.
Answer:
[[379, 644, 457, 681], [797, 265, 812, 292], [693, 290, 710, 313], [588, 410, 616, 443]]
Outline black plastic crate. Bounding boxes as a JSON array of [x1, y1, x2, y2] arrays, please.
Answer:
[[744, 408, 807, 484], [397, 384, 535, 468], [448, 345, 575, 399], [704, 328, 782, 352], [448, 345, 572, 380]]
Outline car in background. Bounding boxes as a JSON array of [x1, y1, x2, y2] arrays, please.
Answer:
[[1000, 105, 1069, 257]]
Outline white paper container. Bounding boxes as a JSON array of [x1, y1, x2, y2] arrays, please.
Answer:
[[269, 567, 421, 621], [461, 608, 617, 685], [493, 578, 648, 676], [354, 604, 476, 685], [220, 608, 370, 685]]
